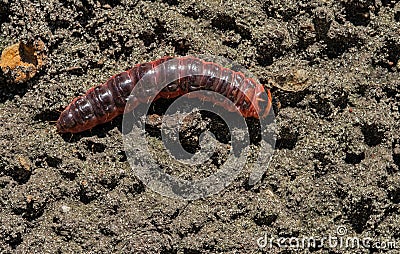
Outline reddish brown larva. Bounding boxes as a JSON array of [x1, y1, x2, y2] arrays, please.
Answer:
[[56, 56, 272, 133]]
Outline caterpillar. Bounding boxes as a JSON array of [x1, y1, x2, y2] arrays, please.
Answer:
[[56, 56, 272, 133]]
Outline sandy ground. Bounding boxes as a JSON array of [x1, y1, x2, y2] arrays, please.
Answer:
[[1, 0, 400, 253]]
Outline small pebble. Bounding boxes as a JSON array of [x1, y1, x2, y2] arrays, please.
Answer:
[[61, 205, 71, 213]]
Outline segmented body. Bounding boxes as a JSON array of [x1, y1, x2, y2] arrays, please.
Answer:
[[56, 56, 272, 133]]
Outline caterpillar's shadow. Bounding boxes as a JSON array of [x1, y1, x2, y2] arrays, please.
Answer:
[[59, 115, 124, 143]]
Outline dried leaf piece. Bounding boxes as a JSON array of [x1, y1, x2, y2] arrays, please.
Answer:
[[0, 39, 46, 84]]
